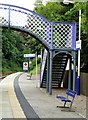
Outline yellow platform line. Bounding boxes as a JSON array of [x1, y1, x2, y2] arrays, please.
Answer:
[[8, 73, 26, 118]]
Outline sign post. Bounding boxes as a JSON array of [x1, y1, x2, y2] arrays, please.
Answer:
[[76, 10, 81, 95], [36, 51, 38, 87], [24, 54, 35, 72]]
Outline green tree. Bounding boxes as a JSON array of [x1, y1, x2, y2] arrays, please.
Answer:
[[2, 29, 26, 73], [34, 1, 88, 72], [35, 2, 73, 21], [34, 0, 42, 7]]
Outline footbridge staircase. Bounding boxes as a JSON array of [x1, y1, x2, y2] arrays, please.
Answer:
[[0, 4, 77, 94], [40, 50, 70, 88]]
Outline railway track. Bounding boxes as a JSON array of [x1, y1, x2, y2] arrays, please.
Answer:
[[0, 75, 6, 79], [0, 73, 13, 80]]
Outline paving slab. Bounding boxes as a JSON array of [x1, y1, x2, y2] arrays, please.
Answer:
[[18, 73, 84, 119], [0, 72, 87, 119], [0, 72, 26, 119]]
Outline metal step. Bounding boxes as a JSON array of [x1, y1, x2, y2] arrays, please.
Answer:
[[41, 53, 68, 88]]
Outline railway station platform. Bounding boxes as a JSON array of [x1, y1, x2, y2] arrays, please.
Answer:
[[0, 72, 86, 119]]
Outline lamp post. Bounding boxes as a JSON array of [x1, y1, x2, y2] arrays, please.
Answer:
[[29, 48, 31, 72], [76, 10, 81, 95], [63, 1, 81, 94], [36, 51, 38, 87], [63, 0, 75, 4]]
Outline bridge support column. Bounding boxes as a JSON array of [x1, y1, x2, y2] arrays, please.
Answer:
[[49, 50, 53, 95], [68, 58, 72, 89], [73, 51, 76, 91], [46, 51, 50, 93]]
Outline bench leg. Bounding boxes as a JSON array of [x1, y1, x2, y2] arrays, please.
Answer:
[[57, 101, 69, 108], [61, 102, 75, 112], [61, 109, 75, 112]]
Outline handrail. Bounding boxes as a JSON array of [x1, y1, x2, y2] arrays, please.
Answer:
[[40, 49, 47, 84]]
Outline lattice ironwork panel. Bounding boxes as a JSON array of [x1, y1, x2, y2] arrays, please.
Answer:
[[0, 4, 52, 48], [53, 23, 73, 49], [0, 4, 76, 50]]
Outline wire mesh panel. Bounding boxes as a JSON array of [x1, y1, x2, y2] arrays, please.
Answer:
[[52, 22, 76, 49], [0, 4, 76, 50], [0, 4, 52, 48], [0, 5, 9, 26]]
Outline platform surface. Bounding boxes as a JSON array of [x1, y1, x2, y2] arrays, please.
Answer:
[[0, 72, 86, 119]]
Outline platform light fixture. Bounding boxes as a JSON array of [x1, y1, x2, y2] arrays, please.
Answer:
[[63, 0, 75, 4]]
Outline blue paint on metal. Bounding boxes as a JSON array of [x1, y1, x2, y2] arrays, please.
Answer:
[[52, 21, 75, 25], [53, 51, 73, 58], [50, 23, 53, 49], [8, 6, 10, 28], [72, 23, 76, 50], [0, 3, 77, 51], [0, 25, 50, 50], [0, 3, 78, 95], [76, 48, 80, 50], [76, 76, 80, 95], [46, 23, 51, 48], [0, 3, 51, 23]]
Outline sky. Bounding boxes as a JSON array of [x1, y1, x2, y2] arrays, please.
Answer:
[[0, 0, 36, 10]]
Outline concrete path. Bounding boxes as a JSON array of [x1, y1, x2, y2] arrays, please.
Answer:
[[0, 72, 86, 119], [0, 72, 26, 119], [18, 73, 83, 118]]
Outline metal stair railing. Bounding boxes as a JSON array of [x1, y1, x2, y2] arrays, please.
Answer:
[[40, 49, 47, 85]]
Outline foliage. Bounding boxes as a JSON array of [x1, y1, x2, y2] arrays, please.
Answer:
[[30, 63, 40, 74], [2, 28, 43, 74], [34, 1, 88, 72], [24, 35, 44, 55], [35, 2, 73, 21], [29, 57, 41, 72], [34, 0, 42, 7], [2, 2, 88, 73], [2, 29, 24, 73]]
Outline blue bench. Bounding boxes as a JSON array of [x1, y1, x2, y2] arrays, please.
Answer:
[[56, 89, 77, 111]]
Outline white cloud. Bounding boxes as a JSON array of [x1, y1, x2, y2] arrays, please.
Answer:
[[0, 0, 36, 10]]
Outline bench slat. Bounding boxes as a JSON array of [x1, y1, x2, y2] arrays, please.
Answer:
[[56, 89, 76, 111], [66, 91, 75, 98], [67, 89, 76, 94], [56, 96, 71, 102]]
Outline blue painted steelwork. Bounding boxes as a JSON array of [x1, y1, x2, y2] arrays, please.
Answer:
[[76, 76, 80, 95], [0, 4, 51, 49], [0, 3, 77, 94], [72, 23, 76, 50], [52, 22, 76, 49], [0, 3, 76, 50], [8, 6, 10, 28]]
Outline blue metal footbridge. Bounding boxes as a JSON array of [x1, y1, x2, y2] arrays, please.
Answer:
[[0, 4, 77, 94]]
